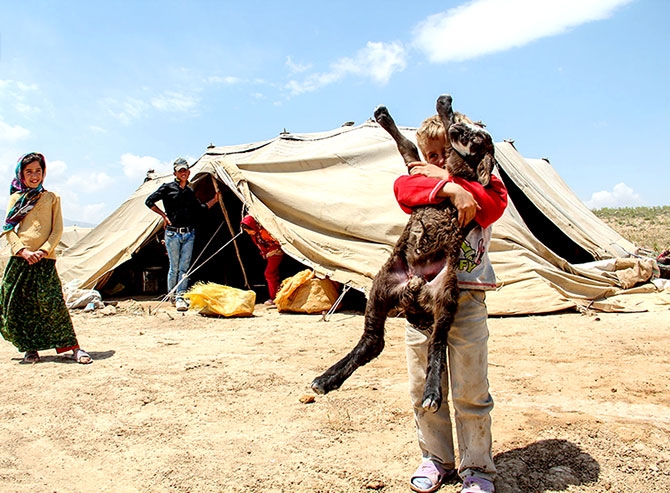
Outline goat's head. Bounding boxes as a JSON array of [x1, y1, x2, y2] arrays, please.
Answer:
[[446, 122, 495, 187]]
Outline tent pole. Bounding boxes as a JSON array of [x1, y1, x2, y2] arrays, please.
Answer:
[[211, 177, 250, 289]]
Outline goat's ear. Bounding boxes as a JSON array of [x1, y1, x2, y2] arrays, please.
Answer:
[[477, 154, 495, 186]]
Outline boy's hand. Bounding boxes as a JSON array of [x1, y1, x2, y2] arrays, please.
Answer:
[[408, 162, 450, 180], [440, 182, 480, 227]]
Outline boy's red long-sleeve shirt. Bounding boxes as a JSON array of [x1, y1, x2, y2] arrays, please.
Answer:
[[393, 174, 508, 227], [393, 173, 508, 291]]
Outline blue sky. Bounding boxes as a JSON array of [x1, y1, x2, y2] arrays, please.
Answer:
[[1, 0, 667, 225]]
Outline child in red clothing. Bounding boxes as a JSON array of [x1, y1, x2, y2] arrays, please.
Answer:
[[241, 215, 284, 305], [398, 115, 507, 493]]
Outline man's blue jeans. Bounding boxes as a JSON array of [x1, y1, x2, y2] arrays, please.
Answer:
[[164, 229, 195, 298]]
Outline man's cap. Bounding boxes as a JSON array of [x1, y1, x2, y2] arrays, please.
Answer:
[[173, 158, 189, 171]]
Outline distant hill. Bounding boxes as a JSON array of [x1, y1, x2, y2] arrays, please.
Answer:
[[63, 218, 97, 228], [593, 206, 670, 255]]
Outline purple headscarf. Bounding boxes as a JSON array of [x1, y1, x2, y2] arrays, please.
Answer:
[[2, 153, 46, 233]]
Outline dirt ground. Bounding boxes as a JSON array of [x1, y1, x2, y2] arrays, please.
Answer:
[[1, 298, 669, 493]]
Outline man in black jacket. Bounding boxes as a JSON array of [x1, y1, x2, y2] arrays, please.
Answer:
[[145, 158, 219, 310]]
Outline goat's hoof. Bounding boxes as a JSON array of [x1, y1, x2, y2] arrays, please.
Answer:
[[374, 105, 390, 120], [436, 94, 453, 112], [311, 379, 327, 395], [421, 396, 441, 413], [311, 376, 338, 395], [374, 105, 395, 129]]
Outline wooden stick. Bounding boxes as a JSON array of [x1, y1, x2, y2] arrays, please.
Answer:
[[211, 176, 250, 289]]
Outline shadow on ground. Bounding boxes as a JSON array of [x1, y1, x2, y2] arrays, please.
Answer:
[[12, 349, 116, 365], [493, 439, 599, 492]]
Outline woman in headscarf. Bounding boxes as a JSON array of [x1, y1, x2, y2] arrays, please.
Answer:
[[0, 152, 92, 364], [241, 215, 284, 306]]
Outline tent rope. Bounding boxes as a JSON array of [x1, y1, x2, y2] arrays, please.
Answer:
[[321, 284, 351, 322], [184, 219, 226, 276], [152, 229, 243, 313]]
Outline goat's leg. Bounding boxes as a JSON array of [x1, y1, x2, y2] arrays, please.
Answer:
[[420, 258, 460, 412], [374, 105, 421, 165], [311, 256, 405, 395], [435, 94, 455, 130]]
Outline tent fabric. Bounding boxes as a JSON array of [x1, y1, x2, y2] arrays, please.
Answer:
[[56, 183, 165, 290], [498, 148, 636, 259], [56, 226, 92, 256], [57, 121, 664, 315]]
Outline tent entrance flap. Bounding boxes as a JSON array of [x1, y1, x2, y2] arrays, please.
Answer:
[[497, 166, 594, 265]]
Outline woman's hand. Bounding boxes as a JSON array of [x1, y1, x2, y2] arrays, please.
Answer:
[[19, 248, 47, 265]]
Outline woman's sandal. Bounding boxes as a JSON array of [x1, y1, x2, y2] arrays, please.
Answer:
[[73, 349, 93, 364], [410, 460, 453, 493], [21, 351, 41, 364]]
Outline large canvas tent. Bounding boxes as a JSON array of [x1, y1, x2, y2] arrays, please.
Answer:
[[57, 121, 661, 315]]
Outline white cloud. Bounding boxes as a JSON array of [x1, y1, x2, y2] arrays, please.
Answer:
[[75, 202, 108, 225], [120, 153, 168, 181], [286, 72, 342, 96], [151, 91, 199, 112], [46, 159, 68, 177], [102, 89, 199, 125], [59, 196, 108, 225], [334, 41, 407, 84], [63, 171, 114, 193], [0, 79, 42, 116], [412, 0, 633, 63], [586, 182, 644, 209], [46, 159, 113, 195], [286, 56, 311, 74], [286, 41, 406, 95], [280, 0, 629, 97], [15, 81, 39, 92], [0, 149, 20, 183], [14, 102, 41, 116], [206, 75, 242, 85], [103, 97, 150, 126], [0, 79, 37, 94], [0, 120, 30, 143]]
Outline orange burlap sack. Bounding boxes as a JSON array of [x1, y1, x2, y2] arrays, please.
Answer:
[[274, 269, 339, 314], [185, 282, 256, 317]]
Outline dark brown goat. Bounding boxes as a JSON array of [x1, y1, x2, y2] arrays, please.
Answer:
[[311, 94, 495, 412]]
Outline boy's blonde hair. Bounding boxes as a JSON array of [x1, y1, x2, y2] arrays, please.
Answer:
[[416, 112, 475, 156], [416, 115, 445, 155]]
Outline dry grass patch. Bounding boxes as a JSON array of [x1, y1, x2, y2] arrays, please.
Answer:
[[593, 205, 670, 255]]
